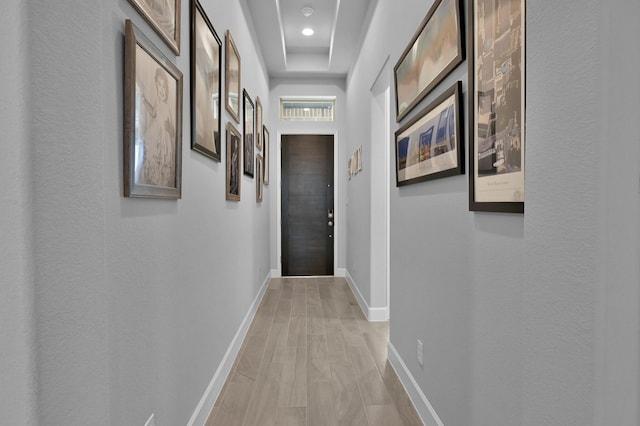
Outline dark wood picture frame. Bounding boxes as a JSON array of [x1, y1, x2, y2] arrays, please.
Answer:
[[190, 0, 222, 161], [226, 122, 241, 201], [127, 0, 181, 55], [255, 96, 263, 151], [256, 154, 263, 202], [395, 81, 463, 187], [243, 89, 255, 177], [263, 125, 270, 185], [225, 30, 241, 123], [124, 19, 183, 199], [468, 0, 525, 213], [394, 0, 464, 122]]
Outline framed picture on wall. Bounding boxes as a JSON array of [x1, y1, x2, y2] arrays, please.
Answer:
[[243, 90, 255, 177], [225, 30, 241, 123], [394, 0, 464, 122], [395, 81, 463, 186], [226, 122, 241, 201], [256, 154, 264, 202], [123, 19, 183, 199], [263, 125, 270, 184], [468, 0, 525, 213], [255, 96, 263, 151], [190, 0, 222, 161], [127, 0, 181, 55]]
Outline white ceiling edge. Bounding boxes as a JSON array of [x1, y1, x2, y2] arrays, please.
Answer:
[[345, 0, 380, 82]]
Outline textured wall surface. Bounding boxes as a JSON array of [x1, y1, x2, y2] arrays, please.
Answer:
[[0, 1, 36, 425], [21, 0, 271, 424]]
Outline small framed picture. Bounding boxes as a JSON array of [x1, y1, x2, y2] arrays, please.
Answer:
[[255, 97, 263, 151], [124, 19, 183, 199], [127, 0, 181, 55], [190, 0, 222, 161], [262, 125, 270, 185], [256, 154, 264, 202], [225, 30, 241, 123], [226, 122, 242, 201], [395, 81, 463, 186], [243, 90, 255, 177]]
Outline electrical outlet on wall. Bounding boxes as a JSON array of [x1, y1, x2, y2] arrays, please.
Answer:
[[417, 339, 424, 367], [144, 413, 155, 426]]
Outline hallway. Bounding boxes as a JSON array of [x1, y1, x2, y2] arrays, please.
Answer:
[[206, 278, 422, 426]]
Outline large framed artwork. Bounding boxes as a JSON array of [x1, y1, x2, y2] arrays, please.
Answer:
[[255, 96, 263, 151], [127, 0, 181, 55], [190, 0, 222, 161], [243, 90, 255, 177], [226, 122, 241, 201], [225, 30, 241, 123], [124, 19, 183, 199], [256, 154, 264, 202], [263, 125, 270, 185], [468, 0, 525, 213], [394, 0, 464, 122], [395, 81, 463, 186]]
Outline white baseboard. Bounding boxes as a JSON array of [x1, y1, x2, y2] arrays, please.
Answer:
[[335, 268, 346, 277], [270, 269, 281, 278], [187, 272, 271, 426], [387, 343, 444, 426], [345, 269, 389, 321]]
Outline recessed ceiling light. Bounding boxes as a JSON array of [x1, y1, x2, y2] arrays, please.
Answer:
[[301, 6, 314, 17], [302, 28, 314, 36]]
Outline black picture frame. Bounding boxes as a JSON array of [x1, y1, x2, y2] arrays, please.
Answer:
[[243, 89, 255, 177], [395, 81, 464, 186], [226, 122, 241, 201], [394, 0, 464, 122], [190, 0, 222, 161], [468, 0, 525, 213]]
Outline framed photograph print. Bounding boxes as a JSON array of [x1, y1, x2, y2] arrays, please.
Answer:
[[124, 19, 183, 199], [190, 0, 222, 161], [256, 154, 264, 202], [226, 122, 241, 201], [127, 0, 181, 55], [395, 81, 463, 186], [225, 30, 241, 123], [468, 0, 525, 213], [255, 96, 263, 151], [394, 0, 464, 122], [263, 125, 270, 184], [243, 90, 255, 177]]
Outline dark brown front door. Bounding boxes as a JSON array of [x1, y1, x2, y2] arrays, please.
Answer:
[[282, 135, 334, 276]]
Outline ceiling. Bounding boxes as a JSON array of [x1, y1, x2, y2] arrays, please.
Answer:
[[244, 0, 378, 80]]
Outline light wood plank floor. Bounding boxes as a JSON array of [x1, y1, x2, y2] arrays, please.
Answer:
[[206, 277, 423, 426]]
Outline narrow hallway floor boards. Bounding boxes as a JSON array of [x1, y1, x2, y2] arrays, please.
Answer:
[[206, 277, 423, 426]]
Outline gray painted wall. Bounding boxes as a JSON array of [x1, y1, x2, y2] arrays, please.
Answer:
[[346, 0, 640, 424], [268, 79, 348, 275], [3, 0, 271, 424], [1, 1, 36, 425]]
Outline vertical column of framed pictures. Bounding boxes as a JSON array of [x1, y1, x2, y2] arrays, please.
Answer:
[[394, 0, 464, 122], [395, 81, 463, 186], [468, 0, 525, 213], [124, 19, 183, 199], [190, 0, 222, 161], [243, 90, 255, 177], [226, 122, 242, 201], [127, 0, 181, 55], [263, 126, 270, 185], [225, 30, 241, 124]]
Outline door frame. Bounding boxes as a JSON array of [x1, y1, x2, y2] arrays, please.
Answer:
[[276, 131, 339, 277]]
